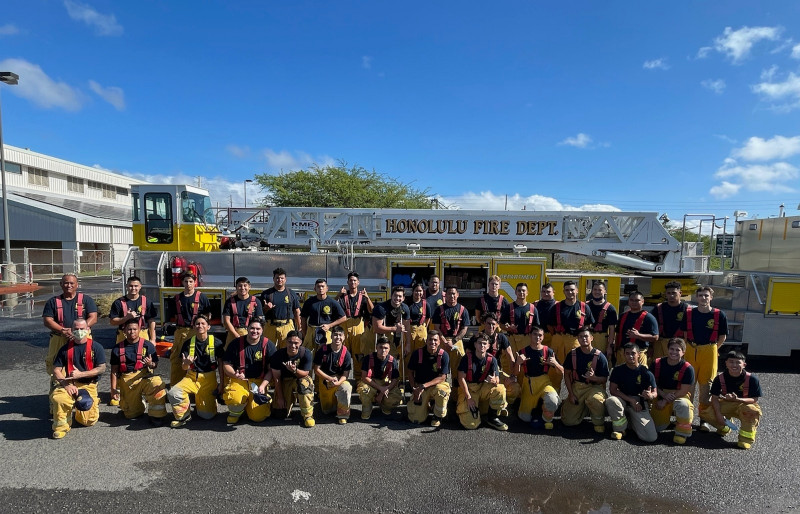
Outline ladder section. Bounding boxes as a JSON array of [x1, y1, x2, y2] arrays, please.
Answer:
[[262, 208, 684, 272]]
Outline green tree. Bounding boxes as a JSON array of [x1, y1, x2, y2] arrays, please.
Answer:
[[254, 162, 436, 208]]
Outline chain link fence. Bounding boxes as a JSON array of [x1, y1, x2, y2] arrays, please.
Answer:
[[1, 248, 115, 283]]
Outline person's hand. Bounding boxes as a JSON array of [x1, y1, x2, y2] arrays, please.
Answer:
[[65, 383, 78, 396], [182, 355, 194, 367], [235, 370, 245, 380], [631, 398, 643, 412], [412, 385, 424, 403]]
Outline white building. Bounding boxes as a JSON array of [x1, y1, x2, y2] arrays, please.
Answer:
[[0, 144, 147, 275]]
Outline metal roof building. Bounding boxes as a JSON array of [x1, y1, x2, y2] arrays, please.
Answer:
[[0, 144, 148, 275]]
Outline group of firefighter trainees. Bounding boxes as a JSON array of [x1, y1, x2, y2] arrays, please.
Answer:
[[44, 269, 763, 449]]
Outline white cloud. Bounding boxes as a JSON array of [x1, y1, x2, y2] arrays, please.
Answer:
[[793, 43, 800, 59], [751, 71, 800, 111], [226, 144, 250, 158], [362, 56, 373, 70], [712, 26, 782, 63], [760, 65, 779, 81], [696, 46, 712, 59], [712, 161, 798, 198], [0, 58, 83, 110], [714, 134, 738, 145], [120, 170, 259, 207], [88, 80, 125, 110], [701, 79, 726, 94], [439, 191, 620, 212], [64, 0, 123, 36], [643, 58, 669, 70], [709, 181, 742, 199], [262, 149, 335, 170], [559, 133, 592, 148], [0, 24, 20, 36], [733, 135, 800, 161]]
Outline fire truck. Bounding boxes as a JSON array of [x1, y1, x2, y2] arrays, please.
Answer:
[[125, 184, 800, 357]]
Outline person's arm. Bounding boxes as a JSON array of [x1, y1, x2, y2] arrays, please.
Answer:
[[373, 316, 394, 336], [148, 320, 157, 343], [223, 362, 241, 380], [272, 368, 285, 409], [44, 316, 71, 338], [313, 363, 335, 385], [86, 311, 98, 328], [217, 357, 225, 395], [609, 381, 640, 408], [564, 366, 577, 404], [70, 362, 106, 382], [293, 307, 302, 332], [53, 366, 79, 396], [458, 371, 476, 411], [223, 314, 238, 340]]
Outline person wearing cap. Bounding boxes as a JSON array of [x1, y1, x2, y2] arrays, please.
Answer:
[[259, 267, 302, 348], [313, 325, 353, 424], [110, 318, 167, 425], [300, 278, 347, 351], [515, 325, 562, 430], [167, 314, 225, 427], [108, 275, 159, 407], [42, 274, 98, 379], [407, 330, 451, 427], [166, 272, 211, 387], [561, 326, 609, 434], [337, 271, 373, 376], [456, 333, 508, 431], [358, 336, 402, 419], [605, 343, 658, 442], [650, 338, 695, 445], [222, 318, 277, 424], [49, 318, 106, 439], [270, 330, 315, 427], [699, 351, 763, 450], [223, 276, 265, 349]]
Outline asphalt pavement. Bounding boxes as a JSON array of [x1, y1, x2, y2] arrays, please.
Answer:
[[1, 278, 799, 513]]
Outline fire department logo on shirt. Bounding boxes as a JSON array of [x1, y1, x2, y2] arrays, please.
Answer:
[[677, 312, 684, 321], [575, 310, 583, 319], [255, 350, 263, 361], [436, 299, 443, 306], [636, 375, 642, 385], [453, 312, 460, 320], [323, 306, 331, 314], [525, 311, 531, 318], [433, 363, 439, 372], [706, 319, 714, 329], [284, 296, 290, 303], [673, 371, 680, 381], [539, 353, 546, 365]]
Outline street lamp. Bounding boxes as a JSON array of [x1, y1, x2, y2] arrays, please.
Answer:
[[243, 179, 253, 207], [0, 71, 19, 271]]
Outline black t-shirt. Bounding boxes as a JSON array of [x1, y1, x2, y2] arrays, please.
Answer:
[[563, 348, 609, 384], [360, 353, 400, 381], [407, 347, 450, 383], [270, 347, 313, 377], [711, 370, 762, 399], [301, 296, 346, 325], [180, 336, 224, 373], [650, 302, 688, 338], [519, 345, 555, 378], [224, 337, 277, 379], [53, 340, 106, 383], [651, 358, 695, 390], [313, 344, 353, 377], [609, 364, 656, 397], [588, 301, 618, 332], [549, 301, 595, 335], [458, 353, 499, 383], [111, 339, 158, 370], [260, 287, 300, 321]]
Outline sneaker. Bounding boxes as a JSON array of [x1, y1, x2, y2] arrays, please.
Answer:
[[487, 417, 508, 431], [530, 418, 544, 430], [52, 431, 66, 440], [430, 417, 442, 428], [149, 416, 164, 427], [109, 397, 120, 407], [610, 431, 623, 440], [673, 435, 687, 445], [737, 441, 751, 450], [717, 425, 731, 437], [304, 418, 315, 428], [699, 422, 712, 432], [337, 418, 347, 425], [594, 425, 605, 434], [170, 415, 191, 428], [226, 415, 239, 425], [544, 422, 554, 430]]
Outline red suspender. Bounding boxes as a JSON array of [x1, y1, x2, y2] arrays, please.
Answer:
[[556, 301, 586, 333], [593, 302, 610, 332], [616, 310, 648, 345], [416, 348, 443, 370], [571, 348, 599, 380], [118, 337, 146, 373], [55, 293, 85, 327], [121, 296, 147, 329], [466, 353, 494, 382], [231, 296, 257, 328], [685, 307, 720, 343], [438, 305, 465, 335], [419, 301, 427, 325], [656, 304, 664, 334], [322, 344, 348, 369], [238, 337, 247, 373], [344, 293, 362, 318], [66, 339, 94, 376], [720, 372, 751, 397], [481, 295, 503, 315], [522, 346, 548, 374], [368, 354, 394, 380], [177, 291, 200, 326]]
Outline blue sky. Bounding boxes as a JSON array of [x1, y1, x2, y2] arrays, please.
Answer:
[[2, 1, 800, 223]]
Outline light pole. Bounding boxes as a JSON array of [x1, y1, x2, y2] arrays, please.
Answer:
[[243, 179, 253, 207], [0, 71, 19, 271]]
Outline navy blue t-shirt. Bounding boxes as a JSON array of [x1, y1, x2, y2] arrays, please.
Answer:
[[224, 337, 277, 379]]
